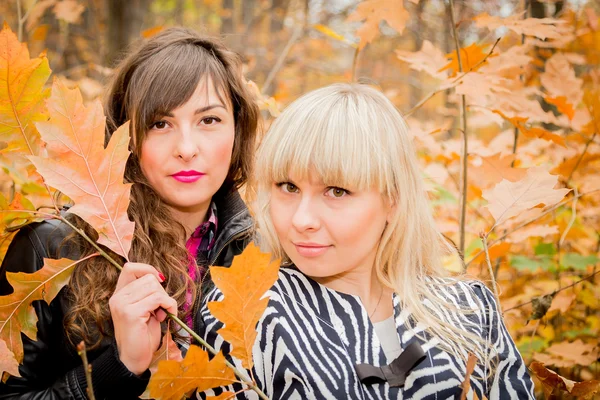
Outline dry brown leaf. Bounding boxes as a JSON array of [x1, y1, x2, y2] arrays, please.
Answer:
[[482, 167, 570, 226], [52, 0, 85, 24], [534, 339, 599, 368], [208, 243, 280, 369], [347, 0, 409, 50], [460, 353, 477, 400], [530, 362, 600, 399], [396, 40, 448, 80], [474, 12, 567, 40], [470, 153, 527, 187], [540, 53, 583, 107]]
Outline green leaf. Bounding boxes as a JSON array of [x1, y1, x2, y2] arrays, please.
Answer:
[[560, 253, 599, 270], [510, 255, 554, 272], [535, 242, 556, 256]]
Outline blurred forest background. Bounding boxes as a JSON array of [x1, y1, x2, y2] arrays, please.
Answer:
[[1, 0, 600, 398]]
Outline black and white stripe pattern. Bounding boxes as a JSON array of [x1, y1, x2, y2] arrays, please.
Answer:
[[198, 267, 535, 399]]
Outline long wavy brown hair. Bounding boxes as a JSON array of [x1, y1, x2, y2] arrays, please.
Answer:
[[64, 27, 260, 348]]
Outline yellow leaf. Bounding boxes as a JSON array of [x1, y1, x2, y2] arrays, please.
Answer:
[[313, 24, 357, 48], [0, 23, 51, 162], [29, 79, 134, 259], [147, 346, 236, 400], [347, 0, 410, 50], [208, 243, 280, 369]]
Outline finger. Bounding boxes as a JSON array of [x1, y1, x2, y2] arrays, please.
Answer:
[[110, 275, 167, 311], [154, 309, 167, 322], [132, 293, 179, 318], [115, 262, 164, 292]]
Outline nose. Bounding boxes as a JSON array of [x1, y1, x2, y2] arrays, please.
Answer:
[[174, 128, 198, 162], [291, 195, 321, 232]]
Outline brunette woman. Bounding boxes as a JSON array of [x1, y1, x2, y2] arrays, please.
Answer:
[[0, 27, 259, 399]]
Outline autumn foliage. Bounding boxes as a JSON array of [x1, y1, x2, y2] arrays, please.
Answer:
[[1, 0, 600, 398]]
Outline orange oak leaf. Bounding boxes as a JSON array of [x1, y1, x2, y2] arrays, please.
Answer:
[[530, 362, 600, 399], [0, 23, 51, 161], [474, 12, 567, 40], [545, 96, 575, 120], [396, 40, 448, 80], [347, 0, 410, 50], [0, 257, 92, 370], [0, 193, 43, 265], [206, 393, 237, 400], [439, 42, 493, 77], [146, 346, 236, 400], [208, 243, 280, 369], [482, 167, 570, 227], [29, 79, 134, 259], [139, 329, 184, 399], [471, 243, 512, 264], [492, 109, 566, 147]]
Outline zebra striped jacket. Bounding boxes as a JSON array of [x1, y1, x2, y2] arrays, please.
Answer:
[[197, 267, 535, 400]]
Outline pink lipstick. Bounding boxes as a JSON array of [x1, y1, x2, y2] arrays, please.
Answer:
[[171, 170, 205, 183], [293, 242, 331, 257]]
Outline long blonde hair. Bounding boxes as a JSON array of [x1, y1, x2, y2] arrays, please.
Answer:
[[253, 83, 495, 374]]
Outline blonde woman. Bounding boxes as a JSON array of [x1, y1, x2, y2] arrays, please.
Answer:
[[199, 84, 534, 399]]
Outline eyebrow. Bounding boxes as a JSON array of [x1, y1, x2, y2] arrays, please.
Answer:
[[161, 104, 227, 117]]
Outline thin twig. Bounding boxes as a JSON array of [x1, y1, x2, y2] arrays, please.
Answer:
[[404, 37, 500, 117], [567, 132, 597, 183], [16, 0, 23, 41], [504, 268, 600, 313], [481, 233, 501, 305], [465, 189, 599, 267], [77, 341, 96, 400], [559, 187, 578, 248], [262, 25, 302, 95], [448, 0, 468, 257], [351, 46, 360, 82]]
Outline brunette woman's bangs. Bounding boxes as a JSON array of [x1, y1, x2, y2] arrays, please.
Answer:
[[127, 43, 232, 151]]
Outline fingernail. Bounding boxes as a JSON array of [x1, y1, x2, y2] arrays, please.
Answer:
[[158, 272, 166, 282]]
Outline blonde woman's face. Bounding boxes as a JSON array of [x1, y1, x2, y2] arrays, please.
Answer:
[[270, 172, 392, 280], [140, 78, 235, 220]]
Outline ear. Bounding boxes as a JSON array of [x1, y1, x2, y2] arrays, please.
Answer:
[[386, 198, 396, 224]]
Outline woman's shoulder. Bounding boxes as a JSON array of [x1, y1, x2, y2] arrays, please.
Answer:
[[2, 217, 76, 274], [424, 275, 499, 311]]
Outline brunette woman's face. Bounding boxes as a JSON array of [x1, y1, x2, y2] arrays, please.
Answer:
[[140, 78, 235, 217], [270, 172, 392, 280]]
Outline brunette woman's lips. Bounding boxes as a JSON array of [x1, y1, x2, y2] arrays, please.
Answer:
[[171, 170, 205, 183], [293, 242, 331, 257]]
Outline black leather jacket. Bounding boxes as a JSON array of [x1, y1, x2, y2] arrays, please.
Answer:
[[0, 190, 252, 399]]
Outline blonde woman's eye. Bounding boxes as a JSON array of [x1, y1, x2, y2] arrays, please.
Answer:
[[327, 187, 348, 198], [277, 182, 299, 193]]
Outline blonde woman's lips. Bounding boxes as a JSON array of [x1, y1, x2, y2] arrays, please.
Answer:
[[293, 243, 331, 257]]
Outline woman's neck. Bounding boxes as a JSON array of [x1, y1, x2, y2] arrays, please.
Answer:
[[313, 267, 393, 322], [169, 202, 211, 240]]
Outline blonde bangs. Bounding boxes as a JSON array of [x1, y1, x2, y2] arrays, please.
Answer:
[[256, 87, 401, 195]]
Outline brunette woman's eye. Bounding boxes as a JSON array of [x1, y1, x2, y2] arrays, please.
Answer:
[[201, 116, 221, 125], [326, 187, 349, 198], [151, 120, 168, 130]]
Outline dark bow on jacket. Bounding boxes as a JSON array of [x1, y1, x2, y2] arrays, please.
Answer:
[[355, 341, 426, 387]]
